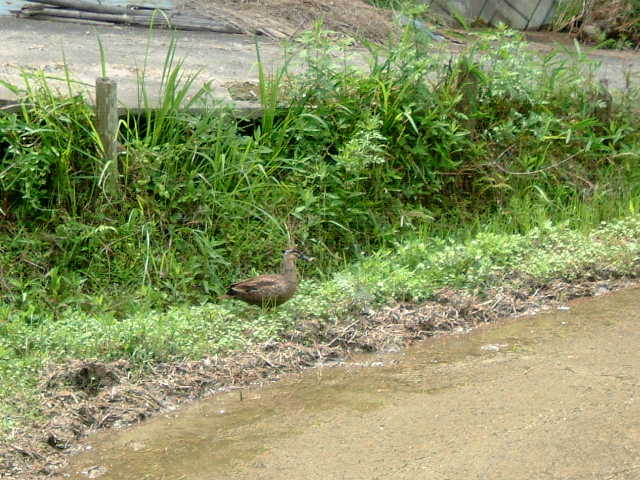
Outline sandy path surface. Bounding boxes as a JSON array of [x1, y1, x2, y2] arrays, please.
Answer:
[[64, 288, 640, 479], [0, 17, 286, 108], [1, 17, 639, 111]]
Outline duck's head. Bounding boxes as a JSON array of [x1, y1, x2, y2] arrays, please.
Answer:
[[284, 248, 314, 262]]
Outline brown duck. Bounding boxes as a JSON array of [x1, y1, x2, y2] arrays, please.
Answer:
[[221, 249, 313, 307]]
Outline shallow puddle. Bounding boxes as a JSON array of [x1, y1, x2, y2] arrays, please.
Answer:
[[65, 288, 640, 479]]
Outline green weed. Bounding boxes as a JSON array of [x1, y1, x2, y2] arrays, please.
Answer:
[[1, 26, 639, 315], [2, 214, 639, 436]]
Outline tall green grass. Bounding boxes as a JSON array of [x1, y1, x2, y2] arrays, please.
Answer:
[[0, 26, 638, 317], [2, 212, 640, 434]]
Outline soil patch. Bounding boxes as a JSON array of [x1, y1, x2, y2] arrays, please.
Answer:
[[174, 0, 396, 41], [0, 276, 637, 479]]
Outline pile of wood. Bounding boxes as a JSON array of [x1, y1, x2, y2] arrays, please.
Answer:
[[14, 0, 245, 33]]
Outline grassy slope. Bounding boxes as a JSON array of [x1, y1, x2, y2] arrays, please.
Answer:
[[1, 215, 640, 435]]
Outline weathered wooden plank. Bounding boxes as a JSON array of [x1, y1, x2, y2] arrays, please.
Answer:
[[95, 77, 120, 198], [19, 7, 135, 22], [24, 0, 131, 15]]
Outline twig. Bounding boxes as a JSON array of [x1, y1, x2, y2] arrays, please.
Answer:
[[327, 319, 360, 347], [491, 146, 584, 176], [10, 446, 44, 460], [256, 353, 275, 368]]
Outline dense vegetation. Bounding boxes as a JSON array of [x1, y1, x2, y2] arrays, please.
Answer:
[[1, 29, 638, 315], [551, 0, 640, 49], [0, 26, 639, 436]]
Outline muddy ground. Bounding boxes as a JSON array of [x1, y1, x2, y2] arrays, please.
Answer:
[[1, 277, 638, 479], [63, 287, 640, 480]]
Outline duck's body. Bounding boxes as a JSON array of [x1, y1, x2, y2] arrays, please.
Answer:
[[222, 249, 312, 307]]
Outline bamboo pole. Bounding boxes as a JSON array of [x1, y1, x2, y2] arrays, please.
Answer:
[[95, 77, 120, 197]]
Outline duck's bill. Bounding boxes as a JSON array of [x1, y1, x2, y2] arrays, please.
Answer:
[[299, 254, 315, 262]]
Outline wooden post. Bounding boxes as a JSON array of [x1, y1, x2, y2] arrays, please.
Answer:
[[95, 77, 120, 197]]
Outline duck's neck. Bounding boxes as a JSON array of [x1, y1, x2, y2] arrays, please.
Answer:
[[281, 254, 298, 281]]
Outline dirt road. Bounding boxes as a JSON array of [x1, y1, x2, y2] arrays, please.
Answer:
[[0, 17, 287, 108], [2, 17, 639, 111], [64, 288, 640, 479]]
